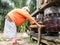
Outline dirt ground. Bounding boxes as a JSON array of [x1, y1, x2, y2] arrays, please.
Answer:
[[0, 33, 33, 45]]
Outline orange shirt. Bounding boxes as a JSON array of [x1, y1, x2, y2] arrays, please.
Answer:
[[7, 8, 36, 26]]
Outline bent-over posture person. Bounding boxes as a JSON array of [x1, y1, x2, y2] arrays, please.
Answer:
[[3, 6, 41, 45]]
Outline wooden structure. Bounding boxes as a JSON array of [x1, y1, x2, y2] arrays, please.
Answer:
[[29, 0, 60, 45], [29, 25, 60, 45]]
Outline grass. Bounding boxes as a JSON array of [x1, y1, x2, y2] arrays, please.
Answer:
[[24, 36, 38, 45]]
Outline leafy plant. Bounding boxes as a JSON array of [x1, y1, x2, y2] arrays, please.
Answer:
[[0, 0, 36, 32], [0, 0, 13, 32]]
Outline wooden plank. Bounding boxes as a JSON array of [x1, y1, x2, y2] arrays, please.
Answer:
[[54, 39, 60, 44], [42, 35, 60, 41], [32, 36, 55, 45], [31, 33, 60, 44], [41, 35, 60, 44], [32, 36, 60, 45], [29, 25, 45, 28], [32, 36, 38, 40], [41, 39, 50, 45], [41, 38, 60, 45], [29, 25, 38, 28]]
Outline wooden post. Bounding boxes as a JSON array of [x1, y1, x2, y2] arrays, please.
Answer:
[[38, 27, 41, 45]]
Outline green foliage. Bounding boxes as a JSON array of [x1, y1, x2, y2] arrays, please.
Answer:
[[29, 0, 37, 13], [0, 0, 36, 32], [24, 37, 38, 45], [12, 0, 27, 8], [18, 20, 30, 32], [20, 0, 27, 8], [0, 0, 13, 32], [12, 0, 20, 8]]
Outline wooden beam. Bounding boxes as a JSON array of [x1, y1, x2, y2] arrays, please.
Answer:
[[41, 39, 50, 45], [31, 9, 39, 17], [38, 27, 41, 45], [30, 25, 45, 28], [32, 36, 38, 40], [31, 1, 60, 17]]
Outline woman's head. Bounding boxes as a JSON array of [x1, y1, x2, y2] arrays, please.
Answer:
[[21, 6, 30, 12]]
